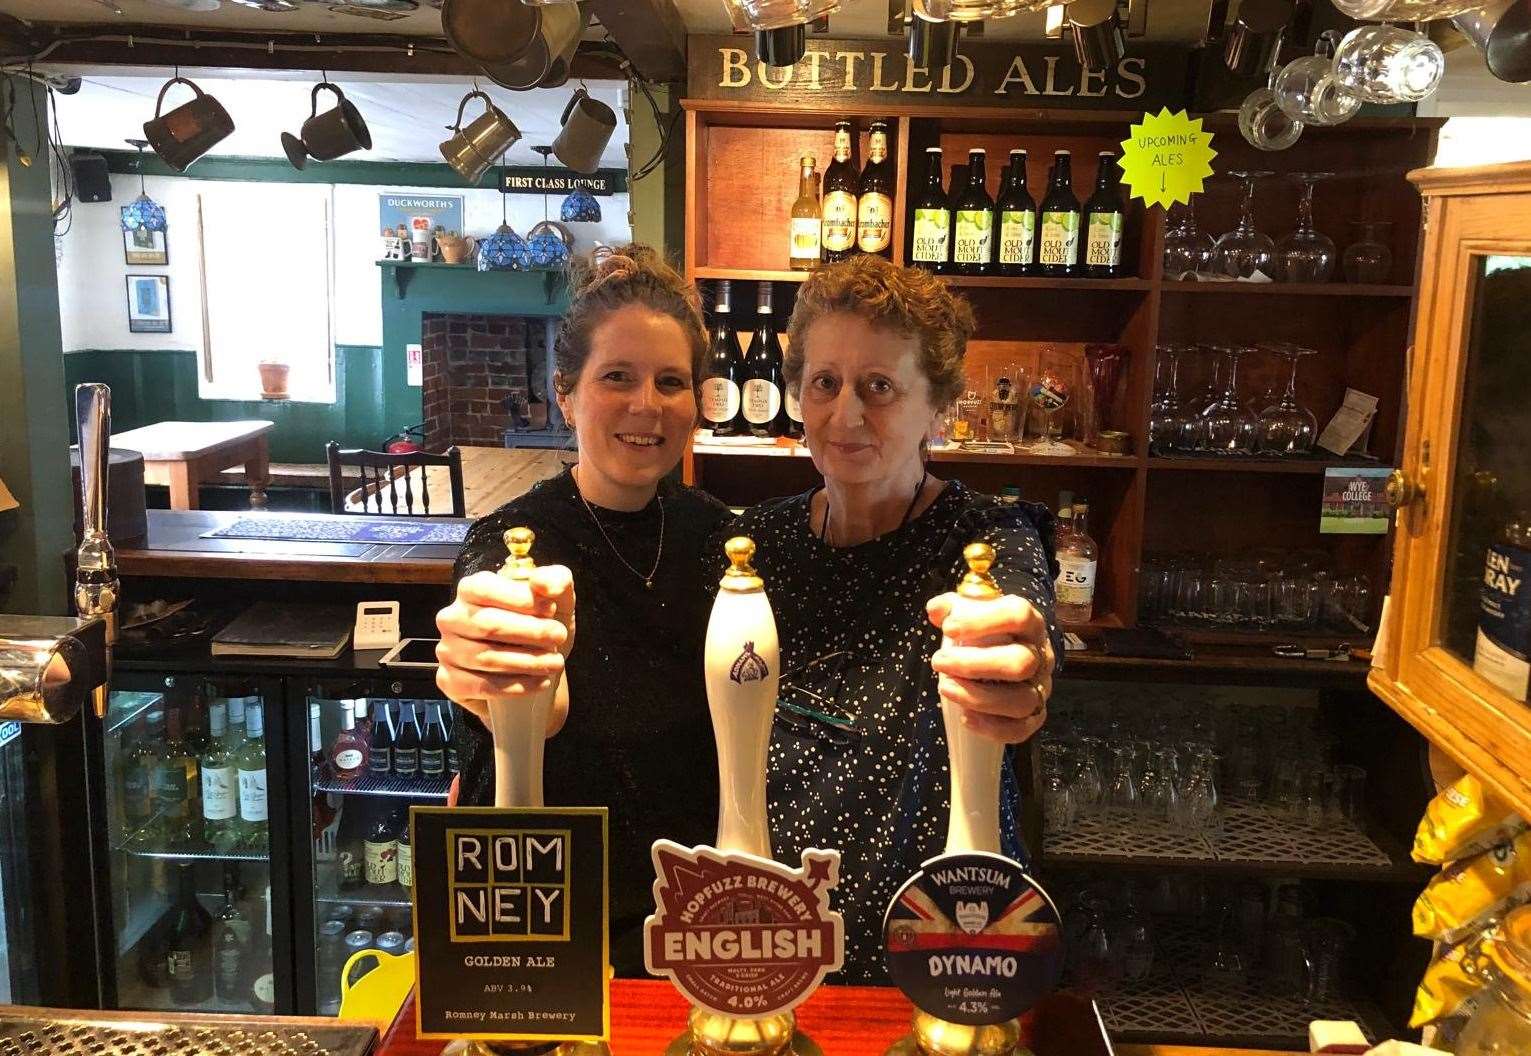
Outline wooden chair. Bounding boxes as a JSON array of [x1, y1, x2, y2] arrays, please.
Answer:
[[326, 442, 466, 517]]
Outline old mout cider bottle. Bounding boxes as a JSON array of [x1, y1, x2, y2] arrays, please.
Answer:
[[1038, 150, 1081, 278], [1082, 151, 1126, 279], [910, 147, 951, 273], [995, 148, 1036, 278]]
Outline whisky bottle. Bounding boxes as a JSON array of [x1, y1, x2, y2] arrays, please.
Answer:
[[742, 283, 786, 438], [1475, 511, 1531, 702], [995, 149, 1036, 277], [789, 155, 822, 271], [855, 119, 894, 258], [1038, 150, 1082, 278], [820, 120, 859, 264], [1083, 152, 1125, 278], [951, 149, 994, 277], [702, 281, 747, 438], [910, 147, 950, 273], [1055, 500, 1098, 625]]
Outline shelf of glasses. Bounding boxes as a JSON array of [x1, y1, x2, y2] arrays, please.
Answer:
[[1159, 280, 1415, 298], [1146, 456, 1388, 474], [313, 765, 451, 800], [1088, 926, 1392, 1048], [1043, 800, 1416, 881], [692, 434, 1142, 468]]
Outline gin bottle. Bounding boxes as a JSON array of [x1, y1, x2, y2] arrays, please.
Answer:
[[1055, 500, 1098, 625]]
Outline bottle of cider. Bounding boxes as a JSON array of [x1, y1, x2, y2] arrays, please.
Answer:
[[820, 120, 859, 264], [1083, 151, 1126, 278], [1038, 150, 1082, 278], [910, 147, 951, 274], [788, 155, 822, 272], [855, 119, 894, 259], [951, 148, 995, 277], [995, 149, 1037, 278]]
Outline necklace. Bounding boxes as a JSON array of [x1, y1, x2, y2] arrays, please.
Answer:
[[574, 471, 665, 590], [818, 472, 929, 547]]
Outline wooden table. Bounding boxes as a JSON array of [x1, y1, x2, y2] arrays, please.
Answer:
[[376, 980, 1293, 1056], [112, 420, 274, 511], [344, 446, 573, 519]]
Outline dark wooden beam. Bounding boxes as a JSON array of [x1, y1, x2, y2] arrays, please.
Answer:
[[2, 22, 624, 81], [583, 0, 688, 83]]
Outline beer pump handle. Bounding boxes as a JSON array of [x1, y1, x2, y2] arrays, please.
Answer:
[[941, 542, 1008, 856], [484, 527, 552, 809], [705, 537, 779, 859], [73, 383, 118, 721]]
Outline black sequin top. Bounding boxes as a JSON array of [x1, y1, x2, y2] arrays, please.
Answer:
[[451, 467, 733, 974], [722, 481, 1060, 983]]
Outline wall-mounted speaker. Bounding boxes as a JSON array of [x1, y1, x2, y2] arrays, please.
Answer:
[[70, 152, 111, 203]]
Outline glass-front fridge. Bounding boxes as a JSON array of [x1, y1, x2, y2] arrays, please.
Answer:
[[296, 675, 453, 1015], [93, 672, 290, 1014]]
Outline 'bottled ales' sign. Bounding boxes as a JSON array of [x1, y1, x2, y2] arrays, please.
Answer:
[[688, 35, 1191, 110]]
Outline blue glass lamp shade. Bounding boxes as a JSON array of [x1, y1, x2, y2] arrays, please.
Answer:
[[120, 193, 167, 233], [477, 223, 531, 272], [527, 230, 571, 268], [559, 189, 601, 223]]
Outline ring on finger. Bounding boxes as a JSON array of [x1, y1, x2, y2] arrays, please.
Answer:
[[1027, 675, 1050, 706]]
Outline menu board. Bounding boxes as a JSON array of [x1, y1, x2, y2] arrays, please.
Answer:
[[411, 806, 609, 1042]]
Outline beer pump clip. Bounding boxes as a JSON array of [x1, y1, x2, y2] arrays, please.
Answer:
[[882, 543, 1064, 1056], [444, 527, 610, 1056], [645, 538, 844, 1056]]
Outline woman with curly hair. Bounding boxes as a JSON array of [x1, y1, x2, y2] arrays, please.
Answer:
[[437, 249, 1059, 981]]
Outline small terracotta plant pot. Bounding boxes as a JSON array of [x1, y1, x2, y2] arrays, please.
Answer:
[[258, 361, 290, 400]]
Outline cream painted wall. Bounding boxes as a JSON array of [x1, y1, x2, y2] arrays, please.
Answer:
[[57, 170, 630, 356]]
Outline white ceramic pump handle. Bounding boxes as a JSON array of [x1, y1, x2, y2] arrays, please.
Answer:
[[704, 537, 780, 860], [941, 542, 1009, 856], [484, 527, 553, 809]]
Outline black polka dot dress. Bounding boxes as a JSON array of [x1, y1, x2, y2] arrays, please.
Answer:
[[722, 480, 1061, 984]]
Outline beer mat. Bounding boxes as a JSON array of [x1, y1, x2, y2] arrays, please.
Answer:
[[204, 516, 469, 545]]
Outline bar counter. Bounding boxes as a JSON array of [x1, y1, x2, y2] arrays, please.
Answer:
[[375, 981, 1292, 1056]]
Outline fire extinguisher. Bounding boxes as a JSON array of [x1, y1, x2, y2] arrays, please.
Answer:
[[385, 423, 425, 454]]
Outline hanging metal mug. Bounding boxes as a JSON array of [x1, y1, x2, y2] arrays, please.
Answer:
[[538, 6, 591, 88], [1454, 0, 1531, 83], [552, 88, 617, 175], [480, 2, 583, 91], [142, 76, 235, 172], [439, 90, 523, 184], [441, 0, 543, 64], [282, 82, 372, 170]]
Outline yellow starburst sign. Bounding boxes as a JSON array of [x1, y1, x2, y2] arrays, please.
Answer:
[[1117, 108, 1217, 210]]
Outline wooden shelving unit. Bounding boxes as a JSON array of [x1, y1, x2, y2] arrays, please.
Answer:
[[681, 99, 1441, 639]]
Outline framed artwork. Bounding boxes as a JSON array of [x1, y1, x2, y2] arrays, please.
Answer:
[[125, 274, 172, 334], [121, 212, 168, 266]]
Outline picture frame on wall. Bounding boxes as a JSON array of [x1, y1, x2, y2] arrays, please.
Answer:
[[125, 274, 172, 334], [121, 212, 168, 266]]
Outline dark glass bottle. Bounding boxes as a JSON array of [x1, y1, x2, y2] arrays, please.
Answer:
[[443, 704, 458, 775], [420, 703, 446, 777], [951, 149, 994, 277], [213, 865, 250, 1003], [700, 280, 746, 437], [855, 119, 894, 259], [391, 702, 419, 780], [165, 862, 214, 1003], [1083, 151, 1126, 278], [397, 810, 414, 891], [1037, 150, 1082, 278], [909, 147, 950, 274], [368, 700, 394, 775], [819, 120, 859, 264], [741, 283, 786, 438], [995, 149, 1037, 278], [365, 807, 398, 887]]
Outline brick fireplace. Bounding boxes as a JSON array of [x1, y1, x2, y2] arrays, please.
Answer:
[[420, 312, 558, 449]]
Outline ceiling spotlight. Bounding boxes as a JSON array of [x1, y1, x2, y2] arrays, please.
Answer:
[[1223, 0, 1293, 76], [757, 25, 808, 65], [1065, 0, 1126, 72]]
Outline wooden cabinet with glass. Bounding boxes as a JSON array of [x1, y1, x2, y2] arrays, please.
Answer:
[[1370, 161, 1531, 819]]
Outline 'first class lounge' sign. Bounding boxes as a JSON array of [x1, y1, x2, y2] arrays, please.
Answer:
[[688, 35, 1192, 111]]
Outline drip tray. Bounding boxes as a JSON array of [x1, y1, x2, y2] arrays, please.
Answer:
[[0, 1007, 376, 1056]]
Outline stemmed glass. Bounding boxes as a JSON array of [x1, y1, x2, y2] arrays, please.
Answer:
[[1199, 346, 1260, 455], [1027, 351, 1075, 456], [1257, 342, 1319, 456], [1149, 344, 1188, 454], [1162, 196, 1214, 279], [1275, 173, 1337, 283], [1212, 172, 1277, 280]]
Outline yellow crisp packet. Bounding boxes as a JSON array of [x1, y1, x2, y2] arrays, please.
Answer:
[[1414, 773, 1529, 866], [1414, 829, 1531, 944], [1411, 927, 1496, 1028]]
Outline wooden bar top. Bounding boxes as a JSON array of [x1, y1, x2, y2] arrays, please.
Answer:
[[116, 509, 463, 585], [376, 980, 1291, 1056]]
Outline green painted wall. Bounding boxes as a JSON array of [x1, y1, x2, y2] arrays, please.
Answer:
[[0, 76, 71, 614], [62, 345, 390, 464]]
